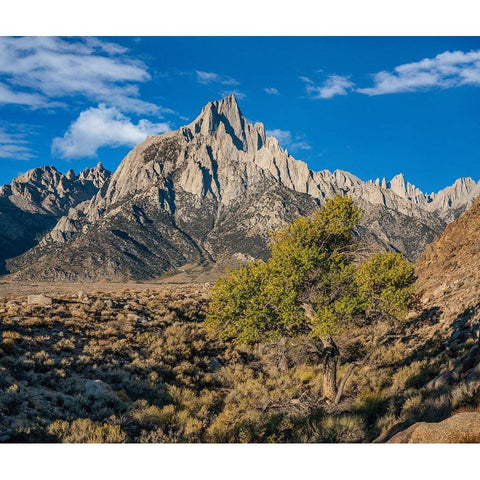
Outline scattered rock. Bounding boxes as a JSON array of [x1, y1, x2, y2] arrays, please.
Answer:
[[433, 283, 450, 297], [450, 330, 466, 343], [104, 299, 116, 309], [27, 294, 52, 307], [78, 290, 89, 302], [425, 370, 459, 390], [466, 362, 480, 392], [84, 379, 113, 397], [209, 357, 222, 371], [127, 313, 145, 323]]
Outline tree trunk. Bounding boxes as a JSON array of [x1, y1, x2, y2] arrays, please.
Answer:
[[322, 336, 339, 402], [277, 336, 289, 372], [334, 364, 355, 405]]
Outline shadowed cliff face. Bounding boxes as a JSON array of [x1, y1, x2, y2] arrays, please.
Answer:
[[416, 195, 480, 316], [3, 94, 479, 281], [0, 163, 111, 273]]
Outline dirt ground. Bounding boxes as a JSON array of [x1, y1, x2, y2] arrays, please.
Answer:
[[0, 262, 225, 299], [0, 278, 211, 300]]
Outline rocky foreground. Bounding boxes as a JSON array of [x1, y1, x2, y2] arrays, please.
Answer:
[[1, 280, 479, 443]]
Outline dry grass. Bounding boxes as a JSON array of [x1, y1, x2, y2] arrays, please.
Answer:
[[1, 283, 479, 443]]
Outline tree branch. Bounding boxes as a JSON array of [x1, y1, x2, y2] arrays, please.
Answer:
[[334, 363, 356, 405]]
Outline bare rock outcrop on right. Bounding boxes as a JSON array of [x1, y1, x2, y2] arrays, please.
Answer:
[[416, 195, 480, 319], [387, 412, 480, 443]]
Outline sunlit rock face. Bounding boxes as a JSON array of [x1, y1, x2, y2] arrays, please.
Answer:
[[4, 95, 479, 281]]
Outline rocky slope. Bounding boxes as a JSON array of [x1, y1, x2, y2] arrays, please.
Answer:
[[366, 197, 480, 442], [413, 196, 480, 376], [4, 94, 480, 281], [416, 195, 480, 313], [0, 163, 110, 273]]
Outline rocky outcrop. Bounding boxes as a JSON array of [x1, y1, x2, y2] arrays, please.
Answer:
[[387, 412, 480, 443], [1, 163, 110, 216], [0, 163, 111, 273], [416, 195, 480, 317], [3, 95, 479, 281]]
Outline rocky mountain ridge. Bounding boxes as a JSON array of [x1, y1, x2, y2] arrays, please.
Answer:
[[2, 94, 479, 280], [0, 163, 110, 273]]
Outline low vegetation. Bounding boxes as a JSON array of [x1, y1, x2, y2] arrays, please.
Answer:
[[0, 284, 479, 443], [1, 197, 479, 443]]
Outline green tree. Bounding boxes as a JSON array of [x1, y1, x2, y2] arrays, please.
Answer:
[[205, 196, 415, 403]]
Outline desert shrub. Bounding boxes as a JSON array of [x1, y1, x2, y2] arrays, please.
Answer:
[[376, 412, 399, 434], [421, 392, 452, 422], [295, 365, 317, 384], [206, 404, 288, 443], [450, 384, 473, 410], [2, 331, 21, 342], [296, 413, 366, 443], [130, 402, 172, 430], [390, 361, 435, 392], [48, 418, 127, 443], [0, 383, 26, 415], [353, 390, 388, 424], [400, 393, 423, 420]]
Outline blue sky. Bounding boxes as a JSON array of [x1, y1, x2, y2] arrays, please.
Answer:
[[1, 36, 479, 193]]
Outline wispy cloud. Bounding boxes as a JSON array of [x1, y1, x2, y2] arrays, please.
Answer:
[[264, 87, 279, 95], [195, 70, 239, 86], [0, 37, 163, 113], [0, 126, 35, 160], [358, 49, 480, 95], [266, 129, 311, 152], [220, 89, 246, 100], [0, 82, 53, 108], [52, 104, 170, 159], [301, 75, 354, 99]]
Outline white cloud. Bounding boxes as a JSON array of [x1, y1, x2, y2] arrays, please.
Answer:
[[195, 70, 239, 86], [0, 82, 53, 108], [220, 89, 246, 100], [266, 129, 292, 144], [52, 105, 170, 159], [264, 87, 279, 95], [301, 75, 354, 99], [0, 37, 161, 113], [358, 49, 480, 95], [266, 129, 311, 152], [0, 126, 34, 160]]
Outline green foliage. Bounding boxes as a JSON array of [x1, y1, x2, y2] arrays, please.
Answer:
[[205, 195, 415, 344], [205, 260, 281, 343], [355, 251, 416, 321]]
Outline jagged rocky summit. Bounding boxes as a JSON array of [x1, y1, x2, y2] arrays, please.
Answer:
[[2, 94, 479, 281], [0, 163, 110, 274]]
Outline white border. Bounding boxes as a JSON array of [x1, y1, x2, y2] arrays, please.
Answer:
[[1, 2, 479, 478], [2, 443, 480, 479], [0, 0, 479, 35]]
